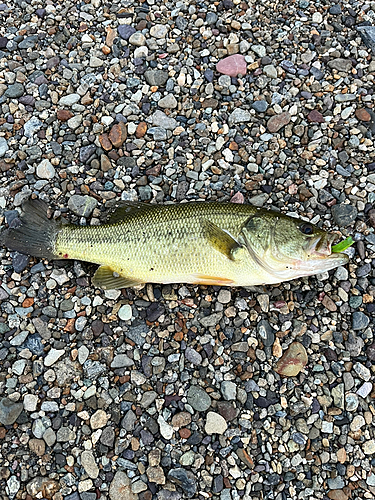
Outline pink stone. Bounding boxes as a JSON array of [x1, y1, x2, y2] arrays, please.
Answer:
[[230, 192, 244, 204], [216, 55, 247, 77]]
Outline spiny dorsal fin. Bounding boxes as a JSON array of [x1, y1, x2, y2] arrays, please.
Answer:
[[92, 265, 143, 290], [201, 219, 241, 261], [107, 202, 152, 224]]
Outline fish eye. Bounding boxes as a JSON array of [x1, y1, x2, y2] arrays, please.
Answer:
[[299, 223, 314, 235]]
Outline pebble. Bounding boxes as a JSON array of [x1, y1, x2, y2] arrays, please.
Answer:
[[267, 112, 291, 133], [118, 304, 132, 321], [205, 412, 228, 435], [81, 451, 99, 479], [0, 137, 9, 157], [187, 386, 211, 412], [274, 342, 308, 376], [229, 108, 251, 124], [168, 469, 197, 498], [36, 159, 55, 179], [216, 54, 247, 77], [109, 472, 136, 500], [0, 398, 23, 425], [44, 348, 64, 367], [68, 195, 97, 217], [352, 312, 369, 331], [332, 204, 357, 227]]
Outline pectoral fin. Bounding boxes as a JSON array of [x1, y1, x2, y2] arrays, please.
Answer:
[[202, 219, 241, 260], [92, 265, 143, 290]]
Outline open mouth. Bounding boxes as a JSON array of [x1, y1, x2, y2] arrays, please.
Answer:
[[306, 233, 338, 258]]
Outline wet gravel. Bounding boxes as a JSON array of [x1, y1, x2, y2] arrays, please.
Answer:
[[0, 0, 375, 499]]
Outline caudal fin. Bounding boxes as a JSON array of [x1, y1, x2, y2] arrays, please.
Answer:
[[1, 198, 60, 259]]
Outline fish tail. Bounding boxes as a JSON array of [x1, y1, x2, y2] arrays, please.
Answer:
[[2, 198, 61, 259]]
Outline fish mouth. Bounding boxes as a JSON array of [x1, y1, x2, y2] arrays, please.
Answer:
[[306, 233, 338, 258]]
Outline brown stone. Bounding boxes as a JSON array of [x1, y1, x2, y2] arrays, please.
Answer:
[[81, 92, 93, 105], [29, 438, 45, 456], [355, 108, 371, 122], [202, 98, 219, 109], [109, 122, 127, 148], [99, 133, 112, 151], [274, 342, 308, 377], [57, 109, 73, 122], [136, 121, 147, 138], [105, 26, 117, 47], [171, 412, 192, 428], [322, 295, 337, 312], [327, 491, 348, 500], [146, 466, 165, 485], [23, 297, 34, 307], [267, 111, 291, 133], [308, 109, 325, 123], [100, 154, 111, 172], [179, 428, 191, 439], [102, 45, 111, 55], [236, 448, 254, 469], [26, 477, 59, 500]]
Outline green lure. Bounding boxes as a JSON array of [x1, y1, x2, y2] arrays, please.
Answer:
[[331, 236, 354, 253]]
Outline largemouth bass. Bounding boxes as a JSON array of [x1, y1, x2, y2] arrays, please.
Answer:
[[2, 198, 349, 290]]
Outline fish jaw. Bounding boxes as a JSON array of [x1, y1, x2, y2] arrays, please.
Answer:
[[291, 252, 349, 277]]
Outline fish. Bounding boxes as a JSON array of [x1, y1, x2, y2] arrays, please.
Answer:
[[1, 198, 349, 290]]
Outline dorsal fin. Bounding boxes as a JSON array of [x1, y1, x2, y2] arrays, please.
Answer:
[[107, 201, 152, 224]]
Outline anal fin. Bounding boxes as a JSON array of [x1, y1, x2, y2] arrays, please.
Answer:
[[92, 265, 143, 290], [191, 274, 234, 286], [201, 219, 241, 260]]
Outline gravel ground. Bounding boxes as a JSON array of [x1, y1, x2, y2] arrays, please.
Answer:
[[0, 0, 375, 499]]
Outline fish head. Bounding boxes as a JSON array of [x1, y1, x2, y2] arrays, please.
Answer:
[[241, 209, 349, 281]]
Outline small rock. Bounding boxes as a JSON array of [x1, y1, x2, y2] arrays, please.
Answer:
[[332, 204, 357, 227], [158, 415, 174, 440], [118, 25, 136, 40], [68, 195, 97, 217], [109, 471, 137, 500], [109, 122, 127, 148], [150, 24, 168, 38], [352, 311, 369, 331], [0, 137, 9, 157], [308, 110, 325, 123], [129, 32, 146, 46], [0, 398, 23, 425], [328, 58, 352, 72], [216, 54, 247, 77], [353, 362, 371, 381], [229, 108, 251, 124], [168, 469, 197, 498], [187, 386, 211, 412], [36, 159, 55, 180], [118, 304, 132, 321], [145, 69, 168, 87], [355, 108, 371, 122], [146, 466, 166, 484], [90, 410, 109, 429], [59, 93, 80, 106], [364, 440, 375, 455], [267, 112, 291, 133], [29, 438, 45, 456], [274, 342, 308, 376], [81, 451, 99, 479], [205, 411, 228, 435], [5, 83, 24, 98], [44, 348, 64, 367], [252, 100, 268, 113], [158, 94, 178, 109], [221, 381, 237, 400]]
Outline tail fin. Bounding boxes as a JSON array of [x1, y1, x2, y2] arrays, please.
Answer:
[[1, 198, 60, 259]]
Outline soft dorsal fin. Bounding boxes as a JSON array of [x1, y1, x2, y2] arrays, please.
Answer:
[[92, 265, 143, 290], [107, 201, 152, 224], [201, 219, 242, 261]]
